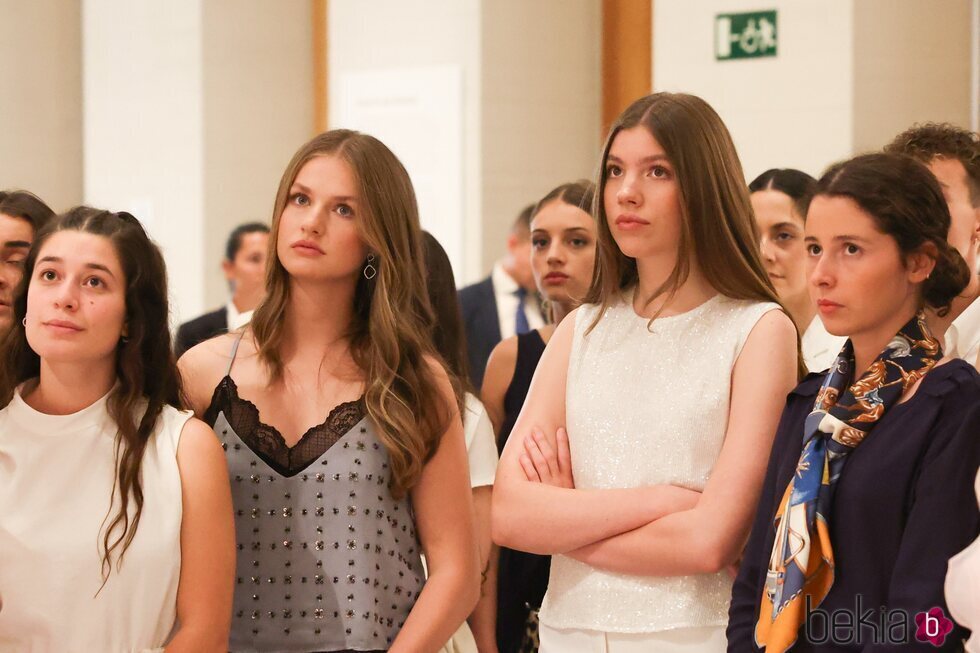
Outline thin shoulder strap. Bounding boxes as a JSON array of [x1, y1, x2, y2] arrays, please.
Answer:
[[225, 331, 246, 377]]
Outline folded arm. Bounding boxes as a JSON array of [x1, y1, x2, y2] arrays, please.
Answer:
[[565, 310, 798, 575], [491, 309, 700, 555]]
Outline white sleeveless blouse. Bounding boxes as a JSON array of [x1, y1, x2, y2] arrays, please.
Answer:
[[539, 292, 780, 633], [0, 387, 191, 652]]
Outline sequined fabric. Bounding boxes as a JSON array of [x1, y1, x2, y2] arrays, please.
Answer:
[[206, 377, 425, 652], [538, 292, 780, 633]]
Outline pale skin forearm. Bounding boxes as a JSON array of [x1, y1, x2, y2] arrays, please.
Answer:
[[492, 477, 700, 555], [163, 627, 227, 653], [468, 544, 500, 653], [390, 566, 479, 653], [567, 507, 736, 576], [494, 427, 701, 554]]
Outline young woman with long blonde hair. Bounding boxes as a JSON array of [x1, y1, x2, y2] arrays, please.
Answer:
[[181, 130, 479, 652]]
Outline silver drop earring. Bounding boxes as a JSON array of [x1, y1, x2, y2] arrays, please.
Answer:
[[363, 254, 377, 280]]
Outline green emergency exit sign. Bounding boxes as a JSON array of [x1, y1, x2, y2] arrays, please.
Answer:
[[715, 10, 777, 60]]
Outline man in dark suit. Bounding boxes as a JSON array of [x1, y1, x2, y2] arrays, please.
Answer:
[[175, 222, 269, 357], [459, 204, 544, 390]]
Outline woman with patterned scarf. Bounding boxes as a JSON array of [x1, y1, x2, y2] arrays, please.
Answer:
[[727, 152, 980, 652]]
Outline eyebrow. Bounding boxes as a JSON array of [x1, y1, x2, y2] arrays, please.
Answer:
[[2, 240, 30, 249], [290, 183, 357, 203], [607, 154, 670, 165], [37, 256, 117, 278], [804, 234, 872, 243], [531, 226, 592, 236], [770, 222, 801, 231]]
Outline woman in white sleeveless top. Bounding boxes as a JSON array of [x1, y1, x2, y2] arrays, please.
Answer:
[[492, 93, 801, 652], [0, 208, 234, 652]]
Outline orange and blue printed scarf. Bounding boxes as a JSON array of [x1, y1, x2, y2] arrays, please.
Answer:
[[755, 312, 942, 652]]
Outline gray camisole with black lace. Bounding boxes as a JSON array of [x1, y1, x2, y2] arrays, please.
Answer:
[[204, 337, 425, 652]]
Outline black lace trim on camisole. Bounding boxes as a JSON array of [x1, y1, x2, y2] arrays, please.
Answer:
[[204, 375, 366, 477]]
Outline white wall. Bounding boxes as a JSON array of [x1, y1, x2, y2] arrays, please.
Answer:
[[0, 0, 82, 210], [329, 0, 483, 281], [654, 0, 854, 181], [82, 0, 206, 324], [328, 0, 601, 283], [852, 0, 973, 153], [480, 0, 602, 272], [202, 0, 313, 309], [83, 0, 313, 324], [653, 0, 976, 182]]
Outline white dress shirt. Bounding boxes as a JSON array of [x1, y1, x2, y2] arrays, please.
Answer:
[[226, 300, 254, 331], [491, 262, 545, 340], [944, 296, 980, 365], [801, 316, 847, 374]]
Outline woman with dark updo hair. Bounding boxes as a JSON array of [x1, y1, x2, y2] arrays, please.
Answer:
[[729, 153, 980, 652]]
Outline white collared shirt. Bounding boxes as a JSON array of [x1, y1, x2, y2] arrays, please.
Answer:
[[226, 301, 254, 332], [802, 316, 847, 374], [491, 261, 545, 340], [945, 296, 980, 365]]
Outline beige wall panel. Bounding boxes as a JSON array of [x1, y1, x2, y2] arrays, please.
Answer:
[[202, 0, 314, 309], [480, 0, 602, 274], [852, 0, 973, 153], [0, 0, 82, 210]]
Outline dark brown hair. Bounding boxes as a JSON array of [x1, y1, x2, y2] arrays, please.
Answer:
[[531, 180, 596, 220], [814, 153, 971, 316], [884, 123, 980, 206], [250, 130, 451, 499], [0, 207, 182, 581], [586, 93, 805, 376], [421, 230, 470, 409], [0, 190, 55, 232], [512, 204, 535, 236], [748, 169, 818, 220], [225, 221, 270, 262]]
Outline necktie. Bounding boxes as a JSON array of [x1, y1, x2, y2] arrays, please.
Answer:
[[514, 287, 531, 335]]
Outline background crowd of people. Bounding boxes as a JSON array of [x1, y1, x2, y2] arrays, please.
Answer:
[[0, 92, 978, 653]]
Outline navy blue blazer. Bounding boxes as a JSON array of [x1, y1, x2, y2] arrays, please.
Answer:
[[175, 307, 227, 358], [728, 361, 980, 652], [458, 276, 502, 391]]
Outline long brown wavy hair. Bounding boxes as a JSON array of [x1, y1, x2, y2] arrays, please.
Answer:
[[0, 207, 182, 581], [250, 130, 451, 499], [586, 92, 805, 377]]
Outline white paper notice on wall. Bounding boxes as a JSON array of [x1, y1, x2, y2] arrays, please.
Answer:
[[334, 65, 464, 280]]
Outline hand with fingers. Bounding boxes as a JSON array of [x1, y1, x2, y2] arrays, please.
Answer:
[[520, 427, 574, 489]]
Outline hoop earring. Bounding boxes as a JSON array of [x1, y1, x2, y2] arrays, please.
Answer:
[[363, 254, 377, 280], [21, 317, 26, 327]]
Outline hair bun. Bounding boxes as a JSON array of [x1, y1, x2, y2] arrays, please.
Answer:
[[924, 241, 972, 316]]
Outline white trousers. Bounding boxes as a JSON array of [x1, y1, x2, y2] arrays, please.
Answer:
[[539, 623, 728, 653]]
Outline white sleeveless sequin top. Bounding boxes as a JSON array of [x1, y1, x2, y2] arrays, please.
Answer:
[[538, 291, 780, 633]]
